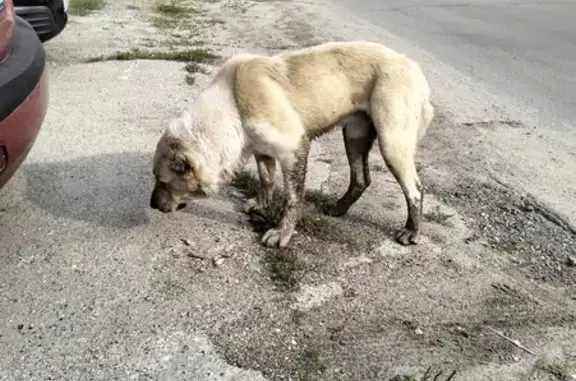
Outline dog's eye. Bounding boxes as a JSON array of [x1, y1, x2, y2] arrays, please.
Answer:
[[174, 164, 190, 176], [171, 158, 192, 175]]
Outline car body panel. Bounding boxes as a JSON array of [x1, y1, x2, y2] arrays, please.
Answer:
[[0, 70, 48, 188], [0, 13, 48, 189]]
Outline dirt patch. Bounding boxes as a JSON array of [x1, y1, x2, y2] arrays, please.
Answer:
[[426, 175, 576, 287]]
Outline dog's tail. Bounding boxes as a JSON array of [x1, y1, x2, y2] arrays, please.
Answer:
[[418, 99, 435, 141], [405, 57, 435, 141]]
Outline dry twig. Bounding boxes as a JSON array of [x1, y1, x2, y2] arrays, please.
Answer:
[[486, 326, 535, 355]]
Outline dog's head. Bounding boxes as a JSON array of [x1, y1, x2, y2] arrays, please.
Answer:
[[149, 119, 219, 213]]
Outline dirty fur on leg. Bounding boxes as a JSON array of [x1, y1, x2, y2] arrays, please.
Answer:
[[261, 137, 310, 248]]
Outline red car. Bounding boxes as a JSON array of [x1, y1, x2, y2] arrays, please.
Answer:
[[0, 0, 48, 189]]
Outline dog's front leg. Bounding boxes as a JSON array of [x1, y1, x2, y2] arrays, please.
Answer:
[[244, 154, 277, 213], [261, 138, 309, 248]]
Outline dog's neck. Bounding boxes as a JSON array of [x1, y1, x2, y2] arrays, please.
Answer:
[[177, 82, 249, 187]]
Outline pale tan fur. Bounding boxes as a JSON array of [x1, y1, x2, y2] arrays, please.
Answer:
[[150, 41, 435, 248]]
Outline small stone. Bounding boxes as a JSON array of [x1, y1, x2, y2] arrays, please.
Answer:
[[415, 328, 424, 335], [187, 252, 206, 260], [567, 256, 576, 267], [455, 326, 469, 338], [16, 324, 24, 331], [513, 356, 521, 362], [181, 239, 193, 246], [212, 257, 224, 267]]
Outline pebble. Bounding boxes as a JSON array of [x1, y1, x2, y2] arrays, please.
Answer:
[[567, 256, 576, 267], [212, 257, 225, 267], [455, 326, 469, 338], [415, 328, 424, 335]]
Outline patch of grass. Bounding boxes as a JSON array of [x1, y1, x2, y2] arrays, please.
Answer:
[[88, 48, 219, 63], [389, 367, 457, 381], [155, 1, 188, 15], [423, 207, 454, 227], [185, 75, 195, 85], [185, 62, 209, 74], [231, 170, 260, 198], [151, 0, 199, 30], [535, 356, 576, 381], [184, 61, 210, 85], [304, 189, 337, 212], [231, 170, 379, 290], [297, 213, 342, 242], [263, 248, 306, 292], [231, 171, 344, 243], [298, 344, 333, 381], [68, 0, 105, 16]]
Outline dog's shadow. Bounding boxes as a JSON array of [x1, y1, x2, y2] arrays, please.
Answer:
[[23, 152, 156, 229]]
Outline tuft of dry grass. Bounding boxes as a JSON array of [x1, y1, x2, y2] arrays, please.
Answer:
[[534, 355, 576, 381], [87, 48, 219, 63], [231, 170, 380, 290], [423, 207, 454, 227], [298, 344, 333, 381], [151, 0, 199, 30], [69, 0, 105, 16], [155, 1, 188, 15], [304, 189, 337, 213], [389, 367, 457, 381], [231, 170, 343, 242], [263, 248, 307, 292]]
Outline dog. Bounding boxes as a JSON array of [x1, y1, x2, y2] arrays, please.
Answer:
[[150, 41, 435, 248]]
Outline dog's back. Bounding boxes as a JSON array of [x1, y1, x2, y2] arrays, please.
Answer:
[[232, 41, 433, 138]]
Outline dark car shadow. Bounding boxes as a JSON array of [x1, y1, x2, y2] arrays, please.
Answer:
[[22, 152, 157, 229]]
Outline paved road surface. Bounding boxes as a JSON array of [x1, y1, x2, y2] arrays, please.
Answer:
[[331, 0, 576, 129]]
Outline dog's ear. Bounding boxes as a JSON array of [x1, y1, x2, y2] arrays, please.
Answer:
[[170, 154, 194, 176]]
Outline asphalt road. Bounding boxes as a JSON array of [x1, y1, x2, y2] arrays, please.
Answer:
[[330, 0, 576, 129]]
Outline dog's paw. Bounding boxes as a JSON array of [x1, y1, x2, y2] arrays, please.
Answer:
[[395, 228, 420, 246], [261, 228, 292, 248], [243, 198, 260, 214]]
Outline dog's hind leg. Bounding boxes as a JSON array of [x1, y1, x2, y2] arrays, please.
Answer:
[[372, 91, 424, 246], [261, 137, 310, 248], [244, 154, 277, 213], [324, 112, 377, 217]]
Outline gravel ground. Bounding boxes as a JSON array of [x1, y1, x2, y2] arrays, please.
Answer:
[[0, 0, 575, 380]]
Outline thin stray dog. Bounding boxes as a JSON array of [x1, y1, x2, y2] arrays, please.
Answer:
[[149, 41, 435, 248]]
